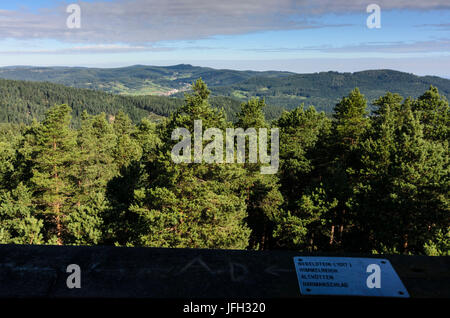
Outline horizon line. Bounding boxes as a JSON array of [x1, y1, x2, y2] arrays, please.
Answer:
[[0, 64, 449, 79]]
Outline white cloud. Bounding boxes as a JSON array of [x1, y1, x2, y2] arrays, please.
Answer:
[[0, 0, 448, 44], [243, 39, 450, 55], [0, 43, 171, 54], [305, 40, 450, 54]]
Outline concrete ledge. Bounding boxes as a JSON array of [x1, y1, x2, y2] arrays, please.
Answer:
[[0, 244, 448, 298]]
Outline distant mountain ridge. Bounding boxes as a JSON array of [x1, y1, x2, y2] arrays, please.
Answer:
[[0, 64, 293, 96], [0, 65, 449, 113]]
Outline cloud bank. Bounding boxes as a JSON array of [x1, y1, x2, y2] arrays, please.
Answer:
[[0, 0, 449, 44]]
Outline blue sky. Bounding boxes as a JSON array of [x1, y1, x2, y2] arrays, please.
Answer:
[[0, 0, 449, 77]]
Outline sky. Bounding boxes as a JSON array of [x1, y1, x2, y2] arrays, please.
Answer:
[[0, 0, 449, 77]]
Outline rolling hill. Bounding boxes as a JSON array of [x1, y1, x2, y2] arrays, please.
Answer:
[[0, 64, 450, 120], [208, 69, 450, 111], [0, 65, 293, 96], [0, 79, 283, 126], [1, 65, 449, 114]]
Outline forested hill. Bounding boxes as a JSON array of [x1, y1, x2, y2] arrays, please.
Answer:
[[1, 65, 449, 113], [208, 69, 450, 111], [0, 64, 293, 95], [0, 79, 281, 125], [0, 79, 151, 125]]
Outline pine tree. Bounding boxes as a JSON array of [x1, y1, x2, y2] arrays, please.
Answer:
[[128, 79, 251, 249], [333, 88, 369, 151], [75, 111, 117, 204], [353, 95, 449, 253], [67, 111, 117, 245], [30, 104, 76, 245], [112, 110, 142, 169], [412, 85, 449, 142], [273, 106, 333, 250], [0, 183, 44, 244], [0, 139, 15, 192], [102, 117, 160, 245], [424, 229, 450, 256], [235, 98, 283, 250], [236, 98, 268, 129], [325, 88, 369, 249]]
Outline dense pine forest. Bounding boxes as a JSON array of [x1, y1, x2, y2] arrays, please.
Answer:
[[0, 78, 448, 255]]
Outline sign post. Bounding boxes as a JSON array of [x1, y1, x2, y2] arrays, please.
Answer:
[[293, 257, 409, 297]]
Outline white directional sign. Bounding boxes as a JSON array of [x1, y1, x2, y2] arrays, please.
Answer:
[[293, 257, 409, 297]]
